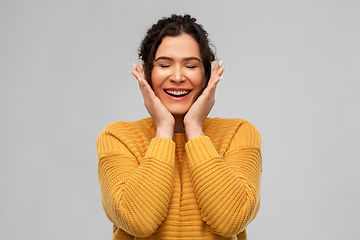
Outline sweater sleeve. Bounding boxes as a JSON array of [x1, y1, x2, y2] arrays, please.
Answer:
[[185, 120, 262, 237], [97, 128, 175, 238]]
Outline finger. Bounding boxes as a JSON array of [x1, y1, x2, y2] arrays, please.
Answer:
[[209, 75, 222, 90], [130, 70, 144, 86], [133, 63, 141, 74], [213, 61, 224, 74], [212, 60, 222, 72], [202, 76, 222, 98], [209, 61, 225, 80], [132, 63, 146, 79], [130, 70, 157, 100], [131, 66, 146, 83], [208, 66, 225, 85], [215, 66, 225, 78], [131, 73, 152, 99], [208, 61, 221, 82]]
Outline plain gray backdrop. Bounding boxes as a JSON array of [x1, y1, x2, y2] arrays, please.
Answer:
[[1, 0, 359, 239]]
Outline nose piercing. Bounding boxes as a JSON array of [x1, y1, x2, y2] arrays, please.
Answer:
[[170, 76, 174, 80]]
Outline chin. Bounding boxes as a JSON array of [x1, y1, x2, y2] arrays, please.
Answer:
[[170, 111, 186, 117], [165, 103, 191, 117], [168, 109, 189, 117]]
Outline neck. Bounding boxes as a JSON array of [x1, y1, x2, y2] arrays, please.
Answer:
[[173, 114, 185, 133]]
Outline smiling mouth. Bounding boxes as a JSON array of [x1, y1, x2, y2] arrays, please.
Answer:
[[164, 89, 191, 97]]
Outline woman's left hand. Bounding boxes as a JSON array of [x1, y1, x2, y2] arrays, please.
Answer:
[[184, 61, 225, 140]]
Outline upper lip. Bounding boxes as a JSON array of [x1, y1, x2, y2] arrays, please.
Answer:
[[164, 88, 192, 91]]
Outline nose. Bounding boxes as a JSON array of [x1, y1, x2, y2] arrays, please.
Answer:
[[170, 65, 185, 83]]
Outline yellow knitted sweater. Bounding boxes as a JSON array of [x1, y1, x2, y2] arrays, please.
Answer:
[[97, 117, 262, 240]]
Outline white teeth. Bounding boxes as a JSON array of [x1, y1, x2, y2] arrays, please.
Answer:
[[165, 90, 189, 96]]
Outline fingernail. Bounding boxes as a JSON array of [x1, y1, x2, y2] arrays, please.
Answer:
[[133, 63, 136, 69], [219, 60, 223, 67], [219, 76, 223, 81]]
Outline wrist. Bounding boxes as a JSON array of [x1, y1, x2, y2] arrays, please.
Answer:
[[155, 125, 174, 140], [185, 125, 204, 141]]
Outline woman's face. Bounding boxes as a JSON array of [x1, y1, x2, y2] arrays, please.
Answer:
[[151, 34, 204, 117]]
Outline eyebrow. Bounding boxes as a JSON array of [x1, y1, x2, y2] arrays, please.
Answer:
[[154, 56, 202, 62]]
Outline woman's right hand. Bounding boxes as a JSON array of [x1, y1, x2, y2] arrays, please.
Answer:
[[131, 64, 175, 140]]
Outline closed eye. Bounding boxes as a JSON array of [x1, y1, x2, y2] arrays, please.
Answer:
[[185, 65, 196, 69], [160, 64, 170, 68]]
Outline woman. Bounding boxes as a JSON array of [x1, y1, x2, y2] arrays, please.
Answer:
[[97, 14, 262, 240]]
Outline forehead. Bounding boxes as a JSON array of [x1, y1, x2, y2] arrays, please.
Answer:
[[155, 34, 201, 58]]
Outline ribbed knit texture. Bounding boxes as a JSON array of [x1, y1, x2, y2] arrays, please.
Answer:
[[97, 118, 262, 240]]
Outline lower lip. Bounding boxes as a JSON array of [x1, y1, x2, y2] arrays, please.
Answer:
[[164, 91, 191, 101]]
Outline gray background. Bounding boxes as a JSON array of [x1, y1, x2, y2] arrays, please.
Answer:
[[1, 0, 359, 239]]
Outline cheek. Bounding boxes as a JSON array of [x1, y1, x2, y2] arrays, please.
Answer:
[[150, 69, 167, 97], [151, 69, 163, 88], [189, 70, 205, 89]]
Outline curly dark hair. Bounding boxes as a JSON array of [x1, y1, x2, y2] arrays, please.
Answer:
[[139, 14, 216, 87]]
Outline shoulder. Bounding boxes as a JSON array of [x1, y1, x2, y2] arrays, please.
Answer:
[[99, 117, 156, 139], [203, 118, 261, 154], [97, 118, 156, 159], [203, 117, 260, 139]]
